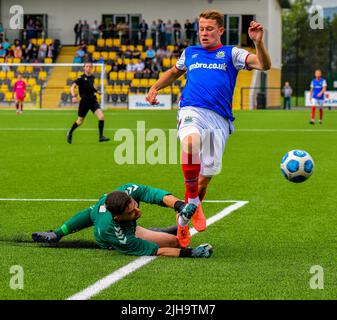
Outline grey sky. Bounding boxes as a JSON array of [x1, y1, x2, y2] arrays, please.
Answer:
[[312, 0, 337, 8]]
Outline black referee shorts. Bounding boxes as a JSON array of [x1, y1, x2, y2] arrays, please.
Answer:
[[78, 99, 100, 118]]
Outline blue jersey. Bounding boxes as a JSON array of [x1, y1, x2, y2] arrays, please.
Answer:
[[310, 78, 327, 100], [175, 45, 251, 121]]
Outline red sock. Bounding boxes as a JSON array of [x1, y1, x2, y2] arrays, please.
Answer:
[[319, 108, 323, 121], [311, 106, 316, 121], [182, 151, 200, 200]]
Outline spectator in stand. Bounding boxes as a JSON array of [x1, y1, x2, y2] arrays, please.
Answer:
[[76, 46, 86, 61], [79, 40, 87, 53], [134, 59, 145, 73], [132, 47, 141, 59], [0, 44, 6, 58], [171, 45, 181, 58], [74, 20, 82, 45], [173, 19, 181, 44], [143, 59, 153, 75], [14, 42, 22, 59], [157, 19, 166, 47], [165, 20, 173, 46], [35, 19, 43, 38], [2, 38, 11, 53], [38, 40, 48, 61], [145, 46, 156, 60], [139, 20, 148, 42], [0, 23, 5, 42], [156, 46, 168, 65], [99, 22, 107, 39], [82, 20, 90, 44], [151, 58, 162, 73], [107, 23, 116, 39], [91, 20, 100, 44], [191, 18, 198, 45], [126, 60, 136, 72], [184, 19, 193, 42], [150, 21, 157, 48], [26, 19, 36, 41], [124, 45, 133, 59], [117, 58, 127, 71]]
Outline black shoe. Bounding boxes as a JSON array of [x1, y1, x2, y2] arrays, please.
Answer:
[[99, 136, 110, 142], [309, 120, 315, 125], [32, 231, 61, 243], [66, 131, 72, 144]]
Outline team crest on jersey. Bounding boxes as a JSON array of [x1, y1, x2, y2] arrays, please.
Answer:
[[192, 53, 199, 59], [215, 51, 225, 59], [184, 116, 193, 124]]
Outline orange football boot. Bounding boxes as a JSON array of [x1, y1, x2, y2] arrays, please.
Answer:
[[176, 214, 191, 248], [191, 203, 207, 232]]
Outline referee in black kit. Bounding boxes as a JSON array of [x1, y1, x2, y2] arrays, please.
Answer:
[[67, 61, 110, 143]]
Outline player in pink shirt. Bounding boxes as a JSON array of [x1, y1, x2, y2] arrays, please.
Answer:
[[13, 74, 26, 114]]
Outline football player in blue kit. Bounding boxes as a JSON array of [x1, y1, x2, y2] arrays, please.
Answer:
[[146, 10, 271, 248]]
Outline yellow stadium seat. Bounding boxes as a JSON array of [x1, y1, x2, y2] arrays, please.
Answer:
[[97, 39, 105, 48], [109, 72, 118, 81], [113, 39, 121, 46], [31, 39, 37, 45], [105, 86, 113, 95], [121, 87, 129, 94], [126, 72, 134, 80], [13, 58, 21, 63], [162, 58, 171, 68], [105, 65, 112, 73], [140, 52, 146, 60], [38, 71, 47, 81], [129, 45, 135, 51], [77, 71, 83, 78], [145, 39, 153, 47], [0, 58, 4, 63], [167, 45, 175, 52], [101, 52, 109, 60], [140, 79, 149, 87], [68, 72, 77, 81], [172, 86, 181, 95], [37, 39, 44, 46], [124, 58, 130, 65], [33, 85, 41, 93], [131, 79, 140, 87], [120, 45, 127, 53], [6, 58, 13, 64], [27, 78, 37, 87], [161, 87, 172, 94], [87, 45, 95, 54], [45, 38, 53, 46], [24, 92, 31, 101], [112, 85, 121, 94], [118, 72, 126, 81], [148, 79, 156, 86], [5, 92, 13, 101], [1, 84, 9, 92], [171, 57, 178, 66], [94, 78, 100, 86], [63, 86, 71, 94], [17, 65, 25, 74], [44, 58, 53, 64], [105, 39, 113, 48], [7, 71, 15, 79], [0, 71, 6, 80], [109, 52, 117, 60], [136, 45, 143, 52], [26, 66, 33, 74], [92, 52, 100, 61]]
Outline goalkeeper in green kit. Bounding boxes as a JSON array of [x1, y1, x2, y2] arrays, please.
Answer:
[[32, 183, 212, 258]]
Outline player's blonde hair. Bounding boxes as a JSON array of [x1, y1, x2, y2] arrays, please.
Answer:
[[199, 10, 224, 28]]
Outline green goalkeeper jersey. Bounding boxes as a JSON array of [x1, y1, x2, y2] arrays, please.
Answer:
[[90, 183, 171, 256]]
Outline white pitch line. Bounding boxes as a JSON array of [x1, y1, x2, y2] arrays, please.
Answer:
[[0, 198, 240, 203], [0, 127, 337, 132], [66, 200, 248, 300]]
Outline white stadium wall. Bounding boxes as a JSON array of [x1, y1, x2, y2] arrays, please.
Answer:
[[2, 0, 280, 56]]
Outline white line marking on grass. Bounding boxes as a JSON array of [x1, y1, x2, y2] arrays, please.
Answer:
[[66, 200, 248, 300], [1, 127, 337, 133]]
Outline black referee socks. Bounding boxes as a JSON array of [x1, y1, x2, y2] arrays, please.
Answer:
[[98, 120, 104, 137]]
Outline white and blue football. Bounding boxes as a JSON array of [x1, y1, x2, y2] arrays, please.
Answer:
[[280, 150, 314, 183]]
